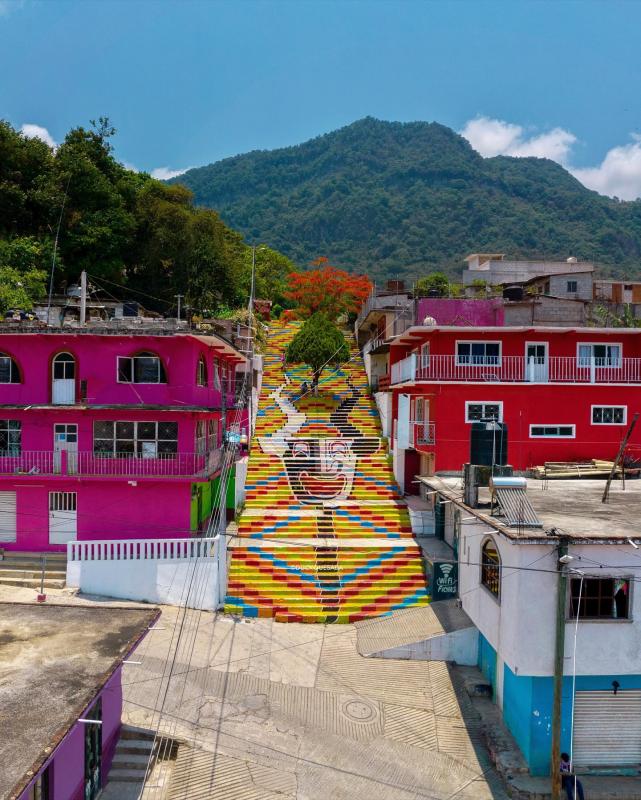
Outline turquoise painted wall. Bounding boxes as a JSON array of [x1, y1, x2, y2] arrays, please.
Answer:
[[502, 666, 641, 776], [478, 633, 497, 695]]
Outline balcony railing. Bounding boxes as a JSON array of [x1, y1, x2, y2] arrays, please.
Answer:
[[391, 354, 641, 385], [0, 449, 223, 478], [412, 421, 436, 449]]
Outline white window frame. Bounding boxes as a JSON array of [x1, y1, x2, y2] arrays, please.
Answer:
[[576, 342, 622, 369], [591, 405, 627, 426], [456, 340, 502, 367], [529, 424, 576, 438], [465, 401, 503, 423], [93, 420, 178, 457]]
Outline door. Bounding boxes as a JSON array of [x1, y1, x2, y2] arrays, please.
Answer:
[[397, 394, 410, 449], [0, 491, 16, 543], [573, 690, 641, 767], [525, 343, 549, 383], [52, 353, 76, 405], [84, 699, 102, 800], [54, 424, 78, 474], [48, 492, 77, 544]]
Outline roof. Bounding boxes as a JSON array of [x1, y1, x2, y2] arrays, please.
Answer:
[[420, 476, 641, 544], [1, 603, 159, 800], [464, 253, 505, 262]]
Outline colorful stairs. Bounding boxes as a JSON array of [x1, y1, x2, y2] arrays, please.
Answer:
[[224, 321, 430, 623]]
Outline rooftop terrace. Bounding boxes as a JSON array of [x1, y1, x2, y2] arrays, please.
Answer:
[[0, 603, 158, 800]]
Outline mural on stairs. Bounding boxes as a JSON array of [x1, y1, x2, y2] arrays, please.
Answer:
[[225, 322, 430, 623]]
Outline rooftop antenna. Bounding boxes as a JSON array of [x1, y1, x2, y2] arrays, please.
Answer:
[[46, 174, 72, 325]]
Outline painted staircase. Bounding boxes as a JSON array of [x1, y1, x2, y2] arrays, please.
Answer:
[[224, 321, 429, 623]]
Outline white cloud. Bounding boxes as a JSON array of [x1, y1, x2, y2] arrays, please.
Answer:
[[461, 116, 641, 200], [460, 116, 576, 164], [20, 123, 56, 149], [151, 166, 192, 180], [571, 136, 641, 201]]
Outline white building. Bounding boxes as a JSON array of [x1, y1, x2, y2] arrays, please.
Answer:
[[420, 475, 641, 777]]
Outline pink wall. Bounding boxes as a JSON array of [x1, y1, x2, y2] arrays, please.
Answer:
[[416, 298, 504, 327], [2, 479, 192, 551], [18, 668, 123, 800], [6, 407, 222, 454], [0, 332, 239, 408]]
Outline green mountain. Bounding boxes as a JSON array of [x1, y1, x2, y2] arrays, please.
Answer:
[[172, 117, 641, 283]]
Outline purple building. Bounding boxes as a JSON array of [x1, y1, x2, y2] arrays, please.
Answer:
[[0, 327, 247, 552], [2, 602, 159, 800]]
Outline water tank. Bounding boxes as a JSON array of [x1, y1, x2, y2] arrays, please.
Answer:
[[470, 421, 508, 466], [122, 301, 139, 317], [503, 285, 524, 302]]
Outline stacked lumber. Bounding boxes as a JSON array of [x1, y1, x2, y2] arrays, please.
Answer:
[[529, 459, 640, 479]]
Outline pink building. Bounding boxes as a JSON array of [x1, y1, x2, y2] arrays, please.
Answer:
[[0, 327, 247, 551]]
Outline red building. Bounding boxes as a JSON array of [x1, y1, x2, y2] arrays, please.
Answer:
[[388, 325, 641, 489]]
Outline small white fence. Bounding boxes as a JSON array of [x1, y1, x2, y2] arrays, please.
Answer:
[[66, 535, 227, 610]]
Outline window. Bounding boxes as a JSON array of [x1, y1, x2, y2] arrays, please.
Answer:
[[577, 343, 621, 368], [117, 352, 167, 384], [196, 356, 207, 387], [212, 359, 221, 391], [592, 406, 626, 425], [0, 420, 21, 454], [530, 425, 576, 438], [0, 354, 20, 383], [465, 402, 503, 422], [420, 342, 430, 364], [481, 538, 501, 599], [207, 419, 218, 449], [53, 352, 75, 380], [195, 420, 207, 454], [569, 577, 630, 620], [93, 421, 178, 457], [28, 766, 50, 800], [567, 280, 578, 293], [456, 342, 501, 366]]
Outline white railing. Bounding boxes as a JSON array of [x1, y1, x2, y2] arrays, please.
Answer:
[[68, 536, 217, 562], [0, 449, 223, 478], [391, 355, 641, 385], [66, 535, 226, 610]]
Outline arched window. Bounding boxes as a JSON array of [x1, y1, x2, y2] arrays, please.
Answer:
[[0, 353, 20, 383], [53, 352, 75, 380], [481, 538, 501, 599], [196, 356, 207, 387], [117, 351, 167, 384]]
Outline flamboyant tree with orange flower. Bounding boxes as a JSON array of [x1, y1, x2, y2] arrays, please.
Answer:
[[283, 257, 372, 323]]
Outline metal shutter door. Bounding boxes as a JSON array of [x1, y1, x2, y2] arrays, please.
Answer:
[[573, 690, 641, 767], [0, 492, 17, 542]]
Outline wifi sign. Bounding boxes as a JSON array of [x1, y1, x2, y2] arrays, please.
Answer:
[[433, 561, 457, 600]]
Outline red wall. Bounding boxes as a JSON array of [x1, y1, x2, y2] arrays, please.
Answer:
[[402, 383, 641, 471]]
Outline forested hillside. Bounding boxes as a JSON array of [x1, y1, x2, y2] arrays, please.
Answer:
[[174, 117, 641, 282], [0, 118, 292, 315]]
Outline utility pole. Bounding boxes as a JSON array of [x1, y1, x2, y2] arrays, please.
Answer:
[[79, 270, 87, 325], [551, 537, 568, 800], [174, 294, 184, 322], [247, 245, 260, 452], [602, 411, 639, 503]]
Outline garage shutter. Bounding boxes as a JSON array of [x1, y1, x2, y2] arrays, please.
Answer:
[[0, 492, 17, 542], [573, 690, 641, 767]]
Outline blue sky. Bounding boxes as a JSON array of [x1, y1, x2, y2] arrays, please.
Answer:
[[2, 0, 641, 197]]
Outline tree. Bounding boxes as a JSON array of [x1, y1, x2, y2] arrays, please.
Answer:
[[416, 272, 451, 297], [284, 259, 372, 321], [286, 313, 350, 392], [0, 266, 47, 314]]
